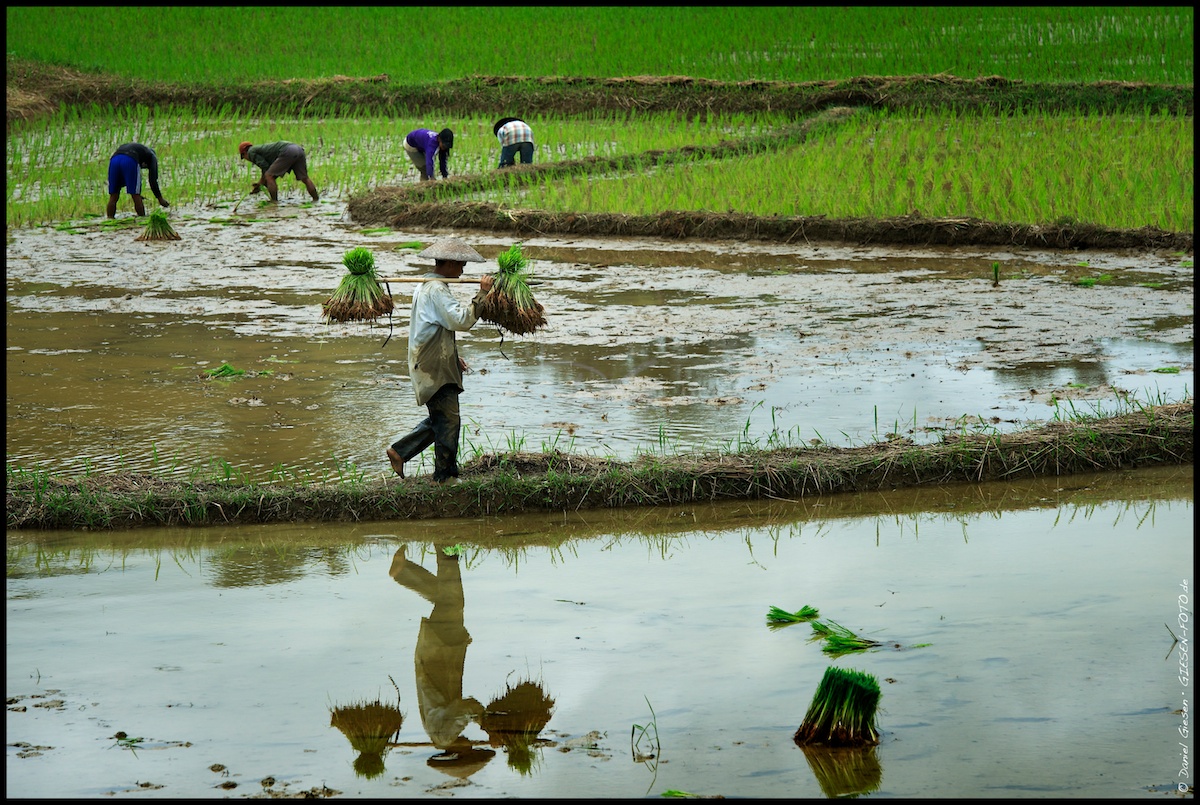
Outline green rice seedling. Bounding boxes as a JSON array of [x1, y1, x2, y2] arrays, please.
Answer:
[[630, 696, 661, 765], [135, 209, 181, 241], [476, 243, 547, 336], [808, 619, 882, 657], [767, 604, 820, 629], [793, 665, 882, 747], [204, 362, 246, 378], [322, 246, 394, 323]]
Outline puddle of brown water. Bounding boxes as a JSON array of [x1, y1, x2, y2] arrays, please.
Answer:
[[5, 204, 1193, 481], [6, 466, 1193, 798]]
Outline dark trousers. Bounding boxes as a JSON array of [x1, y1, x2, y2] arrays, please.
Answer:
[[391, 384, 461, 481], [498, 141, 534, 167]]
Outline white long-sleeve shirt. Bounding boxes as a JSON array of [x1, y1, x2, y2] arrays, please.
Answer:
[[408, 274, 484, 405]]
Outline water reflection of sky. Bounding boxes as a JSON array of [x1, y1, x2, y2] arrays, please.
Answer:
[[5, 481, 1193, 798]]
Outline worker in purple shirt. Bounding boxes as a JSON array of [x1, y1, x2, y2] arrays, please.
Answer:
[[106, 142, 170, 218], [493, 117, 534, 168], [404, 127, 454, 182]]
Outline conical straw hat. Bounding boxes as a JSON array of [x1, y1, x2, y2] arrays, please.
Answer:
[[418, 237, 485, 262]]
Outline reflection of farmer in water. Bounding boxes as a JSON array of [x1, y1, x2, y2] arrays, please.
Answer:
[[389, 545, 494, 776]]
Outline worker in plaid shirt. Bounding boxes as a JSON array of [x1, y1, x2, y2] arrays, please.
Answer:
[[493, 117, 534, 168]]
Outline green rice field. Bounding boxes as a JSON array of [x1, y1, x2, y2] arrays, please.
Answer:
[[6, 105, 1192, 232], [5, 7, 1193, 232], [6, 7, 1193, 85]]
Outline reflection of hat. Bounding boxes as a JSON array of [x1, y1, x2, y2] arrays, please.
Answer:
[[238, 141, 252, 157], [418, 237, 484, 263]]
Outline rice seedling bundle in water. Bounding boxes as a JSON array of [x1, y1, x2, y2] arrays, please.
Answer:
[[322, 246, 394, 323], [767, 604, 820, 627], [477, 243, 547, 335], [135, 209, 181, 241], [808, 619, 882, 657], [793, 666, 882, 747]]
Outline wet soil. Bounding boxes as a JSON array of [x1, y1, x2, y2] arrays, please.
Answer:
[[6, 204, 1193, 481]]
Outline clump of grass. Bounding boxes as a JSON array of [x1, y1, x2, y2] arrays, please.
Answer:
[[322, 246, 394, 323], [793, 666, 881, 747], [476, 243, 547, 335], [809, 620, 882, 657], [135, 209, 181, 241], [767, 604, 819, 629]]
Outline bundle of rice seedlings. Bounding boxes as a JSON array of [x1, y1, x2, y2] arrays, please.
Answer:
[[476, 243, 547, 336], [329, 698, 405, 780], [135, 209, 181, 241], [322, 246, 394, 323], [767, 604, 819, 629], [809, 619, 882, 657], [793, 666, 882, 747], [479, 679, 555, 776]]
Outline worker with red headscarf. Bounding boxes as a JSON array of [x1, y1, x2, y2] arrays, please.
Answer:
[[238, 140, 320, 203]]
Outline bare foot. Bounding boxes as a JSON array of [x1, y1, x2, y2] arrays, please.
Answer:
[[386, 448, 405, 478]]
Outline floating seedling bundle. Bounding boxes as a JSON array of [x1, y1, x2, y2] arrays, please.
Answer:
[[793, 666, 882, 748], [809, 619, 883, 657], [476, 243, 547, 335], [766, 604, 820, 630], [322, 246, 394, 323], [135, 209, 181, 241]]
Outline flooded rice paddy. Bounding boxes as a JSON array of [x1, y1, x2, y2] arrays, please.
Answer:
[[5, 467, 1194, 798], [4, 199, 1193, 481], [6, 200, 1195, 798]]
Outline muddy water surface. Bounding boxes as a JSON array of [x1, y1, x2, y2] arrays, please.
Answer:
[[5, 201, 1193, 481], [5, 467, 1193, 798]]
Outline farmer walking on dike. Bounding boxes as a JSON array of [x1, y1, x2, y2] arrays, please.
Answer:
[[387, 237, 494, 484], [493, 117, 534, 168], [106, 142, 170, 218], [404, 127, 455, 182], [238, 140, 320, 202]]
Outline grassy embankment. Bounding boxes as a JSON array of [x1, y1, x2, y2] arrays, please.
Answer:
[[7, 402, 1192, 531]]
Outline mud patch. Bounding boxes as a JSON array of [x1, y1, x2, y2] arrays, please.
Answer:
[[5, 205, 1193, 482]]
